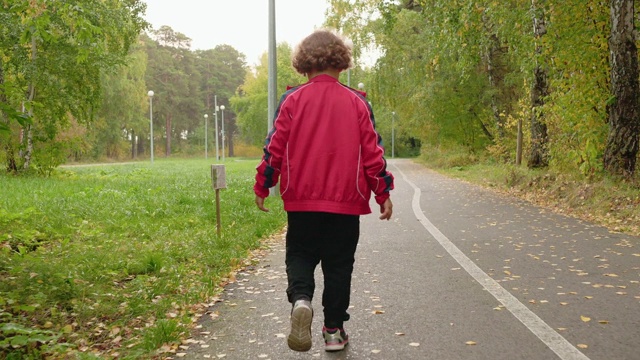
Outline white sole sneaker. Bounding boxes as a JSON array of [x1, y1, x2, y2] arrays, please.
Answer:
[[287, 300, 313, 352]]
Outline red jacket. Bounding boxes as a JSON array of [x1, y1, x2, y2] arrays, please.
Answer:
[[254, 74, 394, 215]]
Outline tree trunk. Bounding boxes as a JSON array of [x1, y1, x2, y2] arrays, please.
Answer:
[[22, 37, 37, 170], [486, 33, 505, 139], [604, 0, 639, 176], [131, 129, 136, 159], [528, 0, 550, 168], [227, 115, 236, 157], [165, 113, 171, 157]]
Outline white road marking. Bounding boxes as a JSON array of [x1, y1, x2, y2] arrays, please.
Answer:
[[394, 164, 590, 360]]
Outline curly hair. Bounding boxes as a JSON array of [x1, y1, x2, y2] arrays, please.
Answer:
[[292, 29, 352, 75]]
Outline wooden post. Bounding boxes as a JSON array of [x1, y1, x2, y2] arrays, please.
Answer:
[[215, 188, 221, 237], [211, 165, 227, 237]]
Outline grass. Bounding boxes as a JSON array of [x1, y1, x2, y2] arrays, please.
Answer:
[[0, 158, 286, 359], [418, 149, 640, 237]]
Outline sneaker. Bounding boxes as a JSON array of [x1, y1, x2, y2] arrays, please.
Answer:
[[323, 326, 349, 352], [287, 299, 313, 352]]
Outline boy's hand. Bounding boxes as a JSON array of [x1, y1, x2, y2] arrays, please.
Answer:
[[255, 195, 269, 212], [379, 198, 393, 220]]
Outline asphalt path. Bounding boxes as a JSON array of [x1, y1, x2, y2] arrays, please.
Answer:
[[182, 159, 639, 360]]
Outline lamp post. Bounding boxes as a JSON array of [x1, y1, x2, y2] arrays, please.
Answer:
[[214, 96, 219, 161], [147, 90, 154, 164], [220, 105, 226, 161], [204, 114, 208, 159], [391, 111, 396, 158]]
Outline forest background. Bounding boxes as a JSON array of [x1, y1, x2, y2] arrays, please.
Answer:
[[2, 0, 640, 180]]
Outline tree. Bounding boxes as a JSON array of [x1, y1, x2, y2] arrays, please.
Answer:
[[0, 0, 148, 172], [232, 44, 305, 147], [93, 44, 148, 160], [145, 27, 197, 157], [603, 0, 639, 176], [196, 45, 247, 157], [528, 0, 550, 168]]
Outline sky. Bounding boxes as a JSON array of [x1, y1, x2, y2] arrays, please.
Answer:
[[143, 0, 330, 66]]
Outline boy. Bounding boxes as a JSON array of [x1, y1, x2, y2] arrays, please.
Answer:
[[254, 29, 394, 352]]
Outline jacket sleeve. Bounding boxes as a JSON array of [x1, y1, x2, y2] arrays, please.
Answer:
[[254, 95, 291, 198], [359, 100, 394, 205]]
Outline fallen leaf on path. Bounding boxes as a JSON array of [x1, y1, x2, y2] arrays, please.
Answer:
[[581, 316, 591, 322], [604, 273, 619, 277], [577, 344, 588, 349], [409, 342, 420, 347], [372, 349, 382, 354], [372, 310, 385, 314], [395, 332, 405, 336], [275, 333, 286, 338], [465, 341, 477, 345], [598, 320, 609, 324], [560, 302, 569, 306]]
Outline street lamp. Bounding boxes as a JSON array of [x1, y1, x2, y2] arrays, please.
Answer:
[[358, 82, 364, 91], [220, 105, 225, 161], [391, 111, 396, 158], [204, 114, 208, 159], [214, 105, 219, 161], [147, 90, 154, 164]]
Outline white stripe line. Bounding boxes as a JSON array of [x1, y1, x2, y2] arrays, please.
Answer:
[[394, 164, 590, 360]]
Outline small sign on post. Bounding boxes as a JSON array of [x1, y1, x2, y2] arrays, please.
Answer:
[[211, 165, 227, 236]]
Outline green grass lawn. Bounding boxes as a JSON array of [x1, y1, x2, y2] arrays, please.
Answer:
[[0, 158, 286, 359]]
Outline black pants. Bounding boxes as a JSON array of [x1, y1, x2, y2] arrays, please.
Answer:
[[285, 211, 360, 329]]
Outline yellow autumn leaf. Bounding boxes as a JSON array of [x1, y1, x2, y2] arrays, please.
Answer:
[[465, 341, 477, 345], [598, 320, 609, 324], [577, 344, 588, 349], [580, 316, 591, 322]]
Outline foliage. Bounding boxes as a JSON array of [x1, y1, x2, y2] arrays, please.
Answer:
[[0, 0, 148, 171], [0, 159, 286, 358], [232, 44, 307, 147], [326, 0, 639, 176]]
